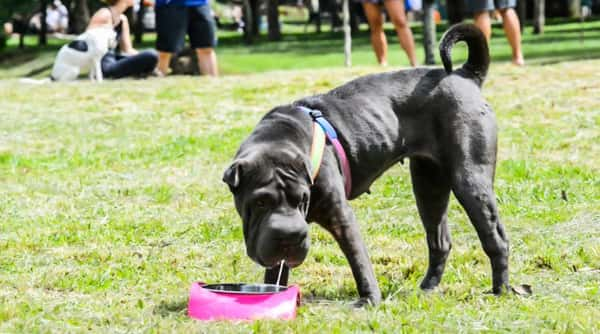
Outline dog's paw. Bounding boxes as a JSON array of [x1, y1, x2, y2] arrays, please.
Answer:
[[419, 277, 442, 291], [352, 294, 381, 308]]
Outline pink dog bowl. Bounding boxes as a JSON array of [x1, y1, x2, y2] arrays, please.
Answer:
[[187, 283, 301, 321]]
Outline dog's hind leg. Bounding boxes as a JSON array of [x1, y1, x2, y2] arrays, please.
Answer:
[[451, 162, 509, 294], [410, 158, 452, 291]]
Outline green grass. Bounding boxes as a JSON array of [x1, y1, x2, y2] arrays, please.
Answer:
[[2, 17, 600, 78], [1, 20, 600, 333]]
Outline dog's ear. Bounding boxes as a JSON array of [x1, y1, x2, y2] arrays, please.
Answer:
[[223, 160, 244, 191]]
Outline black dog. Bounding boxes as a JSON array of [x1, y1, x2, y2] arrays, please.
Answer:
[[223, 23, 509, 306]]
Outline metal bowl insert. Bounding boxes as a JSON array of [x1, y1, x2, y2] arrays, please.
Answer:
[[201, 283, 288, 294]]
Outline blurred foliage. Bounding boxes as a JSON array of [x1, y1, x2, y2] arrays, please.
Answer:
[[0, 1, 40, 21], [0, 0, 106, 22]]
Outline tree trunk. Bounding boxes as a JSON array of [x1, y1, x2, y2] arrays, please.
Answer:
[[70, 0, 90, 34], [242, 0, 255, 43], [446, 0, 464, 24], [516, 0, 526, 30], [568, 0, 581, 17], [251, 0, 260, 36], [39, 0, 48, 46], [135, 2, 146, 44], [533, 0, 545, 34], [422, 0, 436, 65], [314, 0, 322, 33], [349, 1, 359, 34], [267, 0, 281, 41], [342, 0, 351, 67], [326, 0, 341, 30]]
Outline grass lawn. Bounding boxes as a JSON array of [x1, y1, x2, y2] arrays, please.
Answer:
[[1, 17, 600, 77], [1, 19, 599, 332]]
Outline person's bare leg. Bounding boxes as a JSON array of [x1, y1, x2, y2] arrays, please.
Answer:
[[384, 0, 417, 66], [157, 51, 173, 75], [499, 8, 524, 66], [196, 48, 219, 76], [4, 22, 14, 35], [473, 11, 492, 41], [362, 2, 388, 65]]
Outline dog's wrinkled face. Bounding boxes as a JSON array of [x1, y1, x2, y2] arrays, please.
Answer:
[[223, 150, 312, 269]]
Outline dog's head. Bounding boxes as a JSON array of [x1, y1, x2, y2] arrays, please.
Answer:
[[82, 27, 117, 56], [223, 146, 312, 269]]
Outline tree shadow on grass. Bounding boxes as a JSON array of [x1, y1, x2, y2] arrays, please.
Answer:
[[497, 45, 600, 64], [2, 20, 600, 77]]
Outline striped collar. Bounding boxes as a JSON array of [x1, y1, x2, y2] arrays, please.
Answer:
[[298, 106, 352, 198]]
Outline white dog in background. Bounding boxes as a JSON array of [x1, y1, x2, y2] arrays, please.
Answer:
[[50, 27, 116, 82]]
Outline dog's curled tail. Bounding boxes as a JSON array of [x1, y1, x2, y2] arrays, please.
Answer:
[[439, 23, 489, 87]]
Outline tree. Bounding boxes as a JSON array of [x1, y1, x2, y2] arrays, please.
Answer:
[[445, 0, 463, 24], [70, 0, 90, 34], [422, 0, 436, 65], [516, 0, 526, 30], [533, 0, 545, 34], [0, 0, 38, 48], [242, 0, 261, 43], [342, 0, 350, 66], [39, 0, 48, 45], [568, 0, 581, 17], [0, 0, 35, 22], [134, 1, 146, 44], [267, 0, 281, 41]]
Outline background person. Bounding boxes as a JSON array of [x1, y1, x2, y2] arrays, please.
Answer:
[[468, 0, 524, 66], [154, 0, 219, 76], [89, 0, 159, 78], [46, 0, 69, 34], [360, 0, 417, 67]]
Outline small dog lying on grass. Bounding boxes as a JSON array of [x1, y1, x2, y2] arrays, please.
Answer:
[[224, 23, 519, 306]]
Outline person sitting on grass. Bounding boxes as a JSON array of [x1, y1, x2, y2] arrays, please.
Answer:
[[88, 0, 159, 79]]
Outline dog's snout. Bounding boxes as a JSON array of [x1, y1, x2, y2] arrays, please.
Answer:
[[276, 230, 306, 247], [268, 216, 307, 246]]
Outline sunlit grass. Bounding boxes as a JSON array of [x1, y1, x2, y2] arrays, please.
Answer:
[[0, 53, 599, 331]]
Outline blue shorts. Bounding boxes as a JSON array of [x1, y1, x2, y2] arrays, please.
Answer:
[[155, 4, 217, 53], [465, 0, 516, 13]]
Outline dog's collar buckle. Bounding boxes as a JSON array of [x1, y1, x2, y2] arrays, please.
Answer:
[[305, 109, 323, 119]]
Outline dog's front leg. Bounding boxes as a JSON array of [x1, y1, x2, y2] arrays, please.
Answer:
[[94, 60, 103, 82], [325, 202, 381, 307]]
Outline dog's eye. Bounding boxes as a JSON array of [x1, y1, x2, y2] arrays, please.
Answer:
[[254, 195, 273, 209]]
